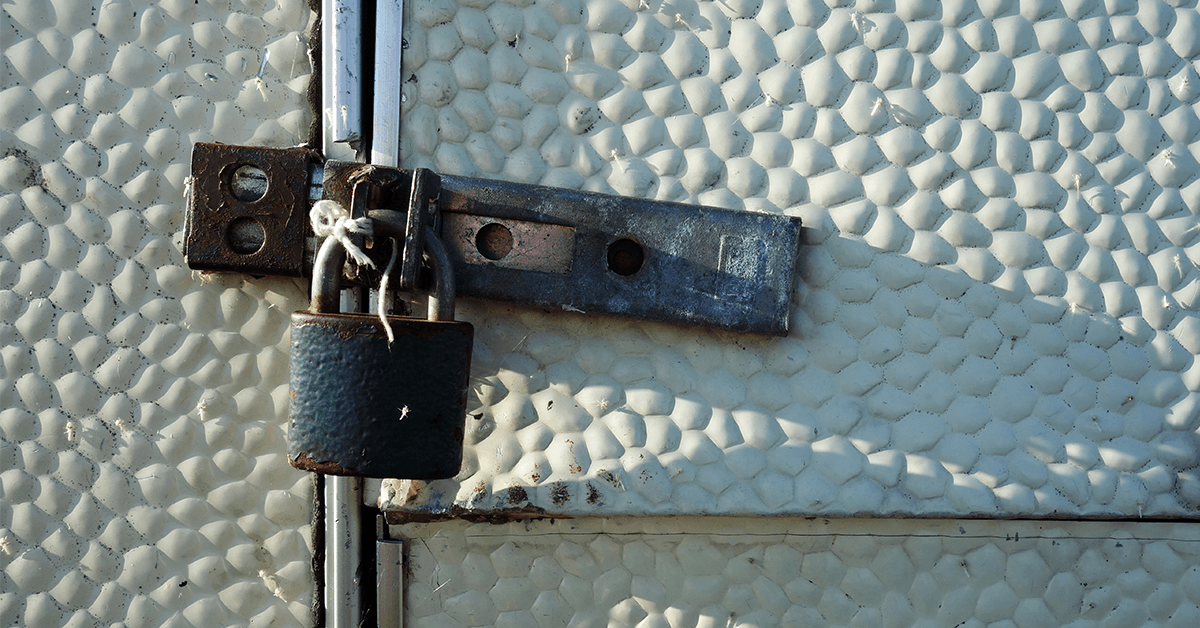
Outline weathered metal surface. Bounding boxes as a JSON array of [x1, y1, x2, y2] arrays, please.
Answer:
[[318, 161, 440, 288], [289, 230, 473, 479], [442, 212, 576, 274], [287, 311, 474, 478], [185, 142, 318, 276], [326, 476, 365, 628], [400, 169, 437, 291], [438, 174, 803, 336], [320, 161, 411, 221], [375, 539, 403, 628], [370, 0, 404, 167], [188, 147, 803, 335], [320, 0, 362, 162]]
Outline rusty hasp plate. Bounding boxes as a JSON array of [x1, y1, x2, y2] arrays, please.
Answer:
[[442, 212, 576, 274], [185, 142, 320, 276], [184, 143, 804, 335], [438, 175, 803, 336]]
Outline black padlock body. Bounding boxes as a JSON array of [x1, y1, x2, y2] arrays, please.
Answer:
[[288, 311, 474, 479]]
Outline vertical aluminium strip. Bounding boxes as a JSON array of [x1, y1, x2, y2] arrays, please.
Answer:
[[321, 0, 363, 161], [364, 0, 405, 511], [370, 3, 406, 624], [325, 476, 364, 627], [376, 540, 405, 627], [371, 0, 404, 166], [367, 3, 405, 624], [322, 1, 406, 624], [322, 1, 366, 626]]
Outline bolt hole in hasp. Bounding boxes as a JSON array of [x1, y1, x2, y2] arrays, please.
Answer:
[[607, 238, 644, 276], [230, 164, 268, 202], [227, 217, 266, 254], [475, 223, 513, 260]]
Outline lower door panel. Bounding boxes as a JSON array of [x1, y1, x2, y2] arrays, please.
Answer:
[[391, 517, 1200, 627]]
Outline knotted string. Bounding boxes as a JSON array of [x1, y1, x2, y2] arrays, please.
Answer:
[[310, 200, 375, 268], [310, 199, 398, 344]]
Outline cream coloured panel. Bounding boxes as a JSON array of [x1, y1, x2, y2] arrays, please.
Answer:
[[0, 0, 316, 625], [386, 0, 1200, 519], [396, 517, 1200, 627]]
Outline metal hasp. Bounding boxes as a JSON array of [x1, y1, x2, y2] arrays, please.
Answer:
[[184, 143, 804, 336], [438, 174, 802, 336], [185, 143, 319, 275]]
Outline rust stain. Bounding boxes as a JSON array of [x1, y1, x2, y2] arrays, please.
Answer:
[[506, 486, 529, 504], [566, 438, 582, 473], [385, 504, 550, 525], [290, 452, 361, 476]]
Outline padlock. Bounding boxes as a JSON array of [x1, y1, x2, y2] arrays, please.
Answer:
[[287, 226, 474, 478]]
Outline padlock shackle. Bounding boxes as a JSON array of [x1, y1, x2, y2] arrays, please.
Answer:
[[310, 236, 346, 314], [424, 231, 456, 321], [311, 224, 456, 321]]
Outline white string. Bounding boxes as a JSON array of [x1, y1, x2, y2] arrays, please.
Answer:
[[377, 238, 399, 344], [310, 199, 397, 344], [310, 199, 376, 268]]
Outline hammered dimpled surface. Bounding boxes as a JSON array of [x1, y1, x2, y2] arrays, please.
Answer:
[[0, 0, 315, 625], [397, 517, 1200, 628], [388, 0, 1200, 518]]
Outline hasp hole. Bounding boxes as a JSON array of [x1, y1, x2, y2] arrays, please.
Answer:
[[227, 217, 265, 254], [476, 223, 513, 260], [607, 238, 644, 276], [230, 164, 268, 202]]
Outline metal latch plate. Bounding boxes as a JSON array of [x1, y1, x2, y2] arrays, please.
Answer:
[[436, 174, 802, 335], [185, 143, 318, 275], [183, 143, 803, 336]]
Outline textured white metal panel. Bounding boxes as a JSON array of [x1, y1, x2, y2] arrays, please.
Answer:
[[0, 0, 316, 625], [395, 517, 1200, 627], [384, 0, 1200, 519]]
